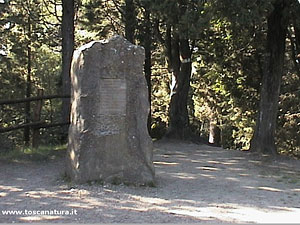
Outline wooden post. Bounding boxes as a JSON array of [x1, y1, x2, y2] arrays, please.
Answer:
[[24, 14, 32, 147], [32, 89, 43, 148]]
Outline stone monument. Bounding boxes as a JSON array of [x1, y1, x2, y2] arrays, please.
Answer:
[[66, 35, 155, 185]]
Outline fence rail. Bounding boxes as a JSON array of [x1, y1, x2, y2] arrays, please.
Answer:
[[0, 94, 70, 105], [0, 92, 71, 147], [0, 122, 70, 133]]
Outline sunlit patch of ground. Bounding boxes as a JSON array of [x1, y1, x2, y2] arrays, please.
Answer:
[[0, 140, 300, 223]]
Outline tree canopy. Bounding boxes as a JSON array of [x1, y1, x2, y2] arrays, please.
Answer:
[[0, 0, 299, 158]]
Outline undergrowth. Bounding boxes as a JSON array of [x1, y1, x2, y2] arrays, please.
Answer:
[[0, 144, 67, 162]]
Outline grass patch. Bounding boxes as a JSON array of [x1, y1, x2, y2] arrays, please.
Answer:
[[87, 179, 105, 186], [0, 144, 67, 162], [85, 178, 157, 188], [141, 180, 157, 188]]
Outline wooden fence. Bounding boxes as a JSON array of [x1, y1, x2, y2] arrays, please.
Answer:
[[0, 90, 70, 148]]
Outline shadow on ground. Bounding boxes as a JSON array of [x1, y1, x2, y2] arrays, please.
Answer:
[[0, 139, 299, 223]]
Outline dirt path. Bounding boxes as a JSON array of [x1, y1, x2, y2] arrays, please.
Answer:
[[0, 140, 300, 223]]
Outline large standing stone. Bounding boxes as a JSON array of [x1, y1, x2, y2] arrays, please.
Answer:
[[66, 35, 155, 185]]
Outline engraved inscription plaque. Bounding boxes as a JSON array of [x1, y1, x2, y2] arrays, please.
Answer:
[[99, 79, 126, 115]]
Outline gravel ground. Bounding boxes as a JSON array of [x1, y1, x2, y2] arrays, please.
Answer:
[[0, 139, 300, 223]]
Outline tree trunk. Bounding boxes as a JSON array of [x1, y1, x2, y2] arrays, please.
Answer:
[[295, 27, 300, 55], [143, 9, 152, 133], [24, 16, 31, 147], [61, 0, 74, 139], [166, 38, 192, 139], [250, 0, 288, 155], [32, 89, 43, 148], [164, 0, 194, 139], [293, 20, 300, 76], [209, 119, 221, 147], [124, 0, 136, 43]]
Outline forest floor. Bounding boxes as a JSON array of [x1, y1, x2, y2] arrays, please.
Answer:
[[0, 139, 300, 224]]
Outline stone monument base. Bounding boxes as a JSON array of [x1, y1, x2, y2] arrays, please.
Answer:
[[65, 35, 155, 185]]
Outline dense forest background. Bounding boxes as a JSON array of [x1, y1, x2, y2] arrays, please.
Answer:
[[0, 0, 299, 158]]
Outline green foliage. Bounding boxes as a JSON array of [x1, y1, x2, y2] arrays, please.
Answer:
[[0, 144, 66, 162], [1, 0, 300, 158], [0, 0, 63, 147], [150, 64, 169, 138], [78, 0, 124, 42], [190, 16, 260, 150], [278, 72, 300, 158], [76, 0, 300, 156]]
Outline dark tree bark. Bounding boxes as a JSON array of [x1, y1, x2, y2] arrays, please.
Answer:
[[61, 0, 74, 138], [152, 0, 196, 139], [24, 16, 32, 147], [288, 27, 300, 77], [162, 1, 193, 139], [293, 19, 300, 77], [142, 8, 152, 132], [295, 26, 300, 55], [124, 0, 136, 43], [32, 89, 43, 148], [288, 4, 300, 77], [250, 0, 289, 155], [125, 1, 152, 132], [166, 36, 192, 139]]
